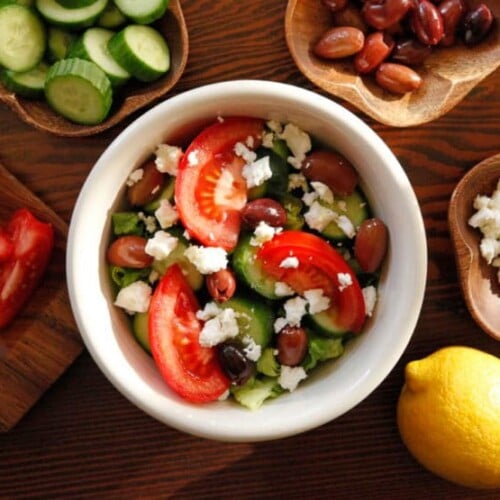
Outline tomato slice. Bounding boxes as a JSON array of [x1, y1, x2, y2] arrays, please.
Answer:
[[0, 209, 54, 329], [257, 231, 366, 333], [0, 229, 13, 263], [175, 117, 265, 251], [148, 264, 230, 403]]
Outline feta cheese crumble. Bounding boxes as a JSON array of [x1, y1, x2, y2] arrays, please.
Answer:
[[468, 179, 500, 283], [279, 123, 311, 169], [304, 201, 337, 232], [303, 288, 331, 314], [274, 281, 295, 297], [114, 281, 152, 314], [187, 150, 200, 167], [288, 173, 309, 192], [310, 181, 334, 204], [242, 335, 262, 362], [184, 245, 228, 274], [234, 141, 257, 164], [278, 366, 307, 392], [155, 144, 183, 176], [250, 221, 281, 246], [199, 307, 239, 347], [154, 199, 178, 229], [242, 156, 272, 188], [337, 272, 353, 292], [126, 168, 143, 187], [138, 211, 157, 234], [279, 256, 299, 269], [145, 231, 178, 260], [362, 286, 377, 317]]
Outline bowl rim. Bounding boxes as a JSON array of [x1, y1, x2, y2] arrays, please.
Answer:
[[67, 80, 427, 442]]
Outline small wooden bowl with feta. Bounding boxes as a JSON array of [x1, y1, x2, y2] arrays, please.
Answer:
[[449, 153, 500, 341]]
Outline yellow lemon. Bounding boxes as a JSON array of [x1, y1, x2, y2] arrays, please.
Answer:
[[397, 346, 500, 489]]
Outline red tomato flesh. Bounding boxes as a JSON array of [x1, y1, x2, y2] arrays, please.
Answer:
[[0, 229, 13, 263], [148, 264, 230, 403], [175, 117, 264, 251], [0, 209, 54, 329], [257, 231, 366, 333]]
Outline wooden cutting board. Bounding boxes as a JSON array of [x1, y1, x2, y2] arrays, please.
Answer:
[[0, 163, 83, 432]]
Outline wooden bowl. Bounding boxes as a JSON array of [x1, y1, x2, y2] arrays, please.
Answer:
[[448, 153, 500, 341], [285, 0, 500, 127], [0, 0, 188, 137]]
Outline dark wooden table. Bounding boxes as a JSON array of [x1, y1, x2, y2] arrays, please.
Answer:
[[1, 1, 499, 498]]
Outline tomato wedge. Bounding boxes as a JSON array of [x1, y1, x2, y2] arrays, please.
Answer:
[[0, 209, 54, 329], [148, 264, 230, 403], [257, 231, 366, 333], [175, 117, 265, 251]]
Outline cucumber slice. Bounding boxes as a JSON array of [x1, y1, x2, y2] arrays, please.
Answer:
[[132, 311, 151, 353], [108, 24, 170, 82], [69, 27, 130, 86], [320, 189, 369, 241], [0, 61, 48, 98], [220, 296, 274, 348], [36, 0, 108, 30], [255, 148, 289, 198], [47, 26, 76, 61], [307, 307, 351, 336], [56, 0, 101, 8], [0, 4, 45, 72], [144, 176, 175, 213], [232, 234, 279, 300], [97, 2, 127, 28], [151, 235, 203, 291], [45, 58, 113, 125], [113, 0, 169, 24]]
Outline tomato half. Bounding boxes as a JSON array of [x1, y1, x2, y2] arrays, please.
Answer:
[[257, 231, 366, 333], [0, 229, 13, 263], [148, 264, 230, 403], [0, 209, 54, 329], [175, 117, 265, 251]]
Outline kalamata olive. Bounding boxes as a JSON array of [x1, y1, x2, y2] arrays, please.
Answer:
[[391, 38, 432, 66], [322, 0, 348, 12], [302, 150, 358, 196], [106, 235, 153, 269], [438, 0, 466, 47], [375, 62, 423, 94], [333, 4, 369, 33], [354, 31, 395, 74], [462, 3, 494, 46], [217, 341, 255, 385], [127, 159, 165, 207], [314, 26, 365, 59], [206, 269, 237, 303], [411, 0, 444, 46], [276, 326, 309, 367], [241, 198, 287, 229], [354, 218, 388, 273], [362, 0, 413, 30]]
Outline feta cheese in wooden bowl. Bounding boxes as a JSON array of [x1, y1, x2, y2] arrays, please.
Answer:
[[67, 80, 427, 442]]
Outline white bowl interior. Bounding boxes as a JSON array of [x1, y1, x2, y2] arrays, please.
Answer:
[[67, 80, 427, 442]]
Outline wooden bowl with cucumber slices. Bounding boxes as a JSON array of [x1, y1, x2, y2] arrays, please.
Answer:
[[0, 0, 188, 137]]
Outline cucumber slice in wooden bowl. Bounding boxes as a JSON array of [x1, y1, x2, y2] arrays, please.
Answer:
[[0, 0, 188, 136]]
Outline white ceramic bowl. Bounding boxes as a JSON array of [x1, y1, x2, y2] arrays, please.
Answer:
[[67, 80, 427, 442]]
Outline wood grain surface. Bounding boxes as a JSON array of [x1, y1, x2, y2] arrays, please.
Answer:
[[0, 0, 499, 498], [0, 164, 83, 432]]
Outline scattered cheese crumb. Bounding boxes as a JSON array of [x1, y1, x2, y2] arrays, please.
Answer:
[[267, 120, 283, 134], [114, 281, 152, 314], [311, 181, 334, 204], [196, 301, 222, 321], [262, 132, 275, 149], [278, 366, 307, 392], [242, 335, 262, 362], [336, 215, 356, 238], [199, 307, 239, 347], [250, 221, 281, 246], [126, 168, 143, 187], [279, 256, 299, 269], [302, 191, 319, 207], [279, 123, 311, 169], [234, 141, 257, 164], [187, 150, 200, 167], [242, 156, 272, 188], [138, 212, 157, 233], [148, 270, 160, 284], [145, 231, 178, 260], [283, 296, 307, 326], [274, 281, 295, 297], [337, 272, 353, 292], [362, 286, 377, 317], [155, 144, 183, 176], [184, 245, 228, 274], [303, 288, 331, 314], [304, 201, 336, 232], [154, 199, 178, 229]]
